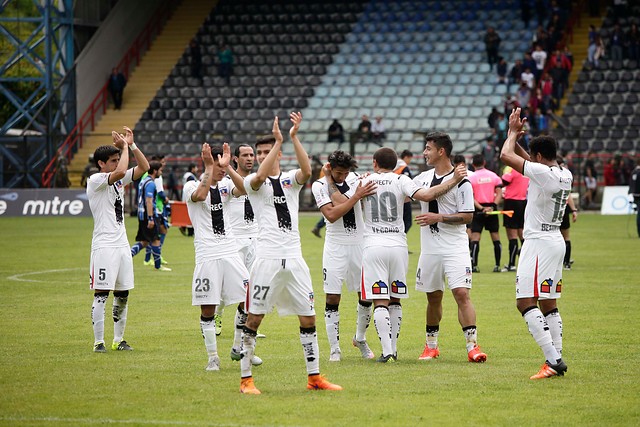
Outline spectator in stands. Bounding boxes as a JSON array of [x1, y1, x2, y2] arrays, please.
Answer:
[[609, 24, 625, 61], [509, 59, 524, 86], [495, 112, 507, 144], [588, 25, 599, 67], [533, 25, 551, 53], [217, 41, 233, 84], [357, 115, 372, 141], [604, 158, 617, 186], [81, 155, 99, 188], [535, 0, 546, 25], [488, 107, 500, 129], [482, 137, 499, 173], [107, 68, 126, 110], [626, 23, 640, 63], [538, 72, 553, 113], [563, 45, 574, 67], [549, 61, 566, 110], [182, 163, 198, 195], [516, 83, 532, 111], [189, 39, 202, 80], [521, 0, 531, 27], [327, 119, 345, 144], [531, 43, 547, 81], [165, 166, 179, 200], [497, 56, 508, 86], [371, 116, 386, 144], [583, 151, 598, 209], [521, 67, 535, 89], [522, 52, 537, 78], [484, 26, 502, 70], [53, 150, 71, 188], [616, 155, 632, 185]]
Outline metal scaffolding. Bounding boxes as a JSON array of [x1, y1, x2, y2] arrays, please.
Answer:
[[0, 0, 75, 188]]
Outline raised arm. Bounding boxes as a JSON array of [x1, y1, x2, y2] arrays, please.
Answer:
[[290, 112, 311, 184], [500, 108, 528, 174], [413, 164, 467, 203], [108, 131, 129, 185], [227, 165, 246, 196], [191, 143, 214, 202], [122, 126, 149, 180], [249, 117, 283, 191]]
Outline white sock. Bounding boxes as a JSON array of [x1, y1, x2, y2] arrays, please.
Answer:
[[373, 306, 393, 357], [426, 325, 439, 349], [355, 301, 372, 342], [241, 328, 257, 378], [463, 325, 477, 352], [300, 326, 320, 375], [112, 293, 129, 343], [389, 303, 402, 355], [233, 306, 247, 351], [324, 304, 340, 351], [545, 309, 563, 357], [200, 315, 217, 357], [523, 307, 561, 363], [92, 292, 108, 344]]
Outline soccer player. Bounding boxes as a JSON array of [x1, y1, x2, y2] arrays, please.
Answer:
[[143, 155, 170, 267], [558, 157, 578, 270], [358, 147, 467, 363], [413, 133, 487, 363], [238, 113, 342, 394], [501, 165, 529, 271], [468, 154, 504, 273], [311, 150, 377, 362], [500, 107, 570, 379], [183, 142, 261, 371], [87, 126, 149, 353], [130, 161, 171, 271]]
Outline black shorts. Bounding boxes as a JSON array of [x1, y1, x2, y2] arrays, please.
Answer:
[[560, 207, 571, 230], [136, 218, 160, 243], [471, 203, 499, 233], [503, 199, 527, 229]]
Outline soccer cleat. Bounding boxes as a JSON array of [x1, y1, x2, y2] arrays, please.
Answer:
[[93, 342, 107, 353], [158, 266, 172, 272], [205, 355, 220, 371], [329, 348, 342, 362], [311, 228, 322, 238], [392, 352, 398, 361], [376, 354, 395, 363], [143, 259, 153, 266], [467, 345, 487, 363], [230, 348, 263, 366], [112, 340, 133, 351], [214, 314, 222, 336], [240, 377, 261, 394], [418, 345, 440, 360], [161, 256, 169, 265], [472, 266, 480, 273], [503, 265, 517, 272], [307, 374, 343, 390], [530, 360, 568, 379], [563, 263, 572, 271], [256, 331, 266, 338], [352, 337, 375, 359], [492, 266, 503, 273]]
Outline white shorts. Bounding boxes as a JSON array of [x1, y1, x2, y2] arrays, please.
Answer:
[[360, 245, 409, 300], [516, 239, 564, 300], [237, 237, 257, 270], [323, 243, 363, 294], [247, 257, 315, 317], [90, 246, 134, 291], [416, 252, 472, 293], [191, 256, 248, 306]]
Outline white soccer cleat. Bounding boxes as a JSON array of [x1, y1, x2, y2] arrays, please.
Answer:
[[251, 355, 263, 366], [205, 355, 220, 371], [352, 337, 375, 359], [329, 348, 342, 362]]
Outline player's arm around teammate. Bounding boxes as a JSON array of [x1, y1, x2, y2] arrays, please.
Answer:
[[321, 163, 377, 222], [413, 164, 468, 203]]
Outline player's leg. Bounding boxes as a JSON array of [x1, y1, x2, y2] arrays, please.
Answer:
[[387, 248, 409, 360], [488, 213, 502, 271], [91, 290, 109, 352], [323, 244, 347, 361], [325, 293, 342, 361], [416, 253, 445, 360], [200, 304, 220, 371], [540, 299, 562, 357], [561, 226, 571, 270], [90, 248, 114, 352], [346, 245, 374, 358], [111, 247, 134, 351], [131, 220, 149, 257], [469, 215, 483, 272], [158, 220, 169, 265], [506, 227, 519, 270]]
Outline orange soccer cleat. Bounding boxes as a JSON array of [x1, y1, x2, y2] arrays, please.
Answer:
[[240, 377, 261, 395], [418, 345, 440, 360], [467, 345, 487, 363], [530, 360, 567, 380], [307, 374, 343, 391]]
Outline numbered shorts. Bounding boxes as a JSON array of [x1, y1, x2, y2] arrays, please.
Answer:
[[191, 256, 248, 306], [360, 245, 409, 300], [516, 239, 565, 300], [415, 251, 473, 293], [90, 246, 134, 291], [247, 257, 315, 317], [323, 243, 363, 294], [503, 199, 526, 229], [237, 237, 257, 271]]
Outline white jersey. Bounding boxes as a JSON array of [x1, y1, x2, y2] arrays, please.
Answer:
[[361, 172, 420, 248], [311, 172, 364, 245], [154, 175, 164, 194], [522, 161, 573, 241], [220, 176, 258, 238], [413, 169, 475, 254], [183, 180, 239, 263], [87, 169, 134, 249], [244, 169, 303, 258]]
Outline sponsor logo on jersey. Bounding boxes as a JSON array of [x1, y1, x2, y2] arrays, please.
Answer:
[[372, 281, 388, 294], [391, 281, 407, 294], [540, 278, 553, 293]]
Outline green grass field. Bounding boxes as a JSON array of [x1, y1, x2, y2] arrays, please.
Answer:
[[0, 213, 639, 426]]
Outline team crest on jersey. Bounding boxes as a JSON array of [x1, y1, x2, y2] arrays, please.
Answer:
[[281, 177, 292, 189], [243, 279, 249, 290], [466, 267, 472, 276], [556, 279, 562, 293], [540, 278, 553, 293], [219, 187, 229, 196], [308, 291, 315, 309], [372, 281, 388, 295], [391, 281, 407, 294]]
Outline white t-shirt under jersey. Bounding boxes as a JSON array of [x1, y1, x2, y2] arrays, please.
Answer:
[[522, 161, 573, 241], [219, 176, 258, 239], [244, 169, 303, 259], [87, 169, 134, 249], [361, 172, 420, 248], [311, 172, 364, 246], [413, 169, 475, 254], [183, 180, 239, 263]]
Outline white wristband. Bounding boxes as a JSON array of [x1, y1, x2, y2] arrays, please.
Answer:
[[130, 143, 138, 151]]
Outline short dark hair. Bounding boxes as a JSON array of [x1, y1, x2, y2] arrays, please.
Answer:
[[400, 149, 413, 159], [328, 150, 357, 169], [210, 144, 223, 160], [453, 154, 466, 165], [93, 145, 120, 169], [234, 143, 252, 157], [529, 136, 557, 161], [148, 161, 163, 175], [425, 132, 453, 157], [151, 154, 165, 160], [255, 135, 276, 149], [373, 147, 397, 170], [188, 163, 197, 172], [472, 154, 485, 167]]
